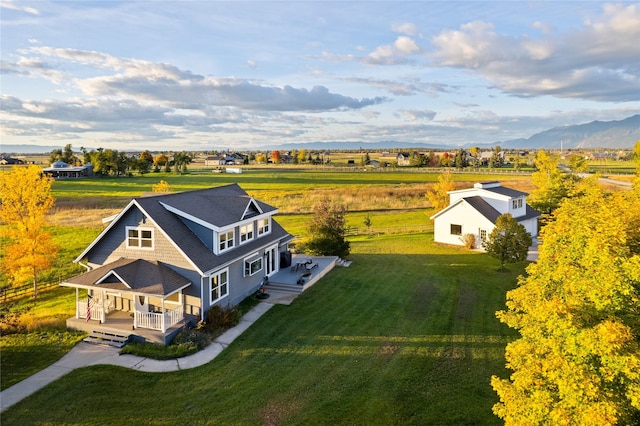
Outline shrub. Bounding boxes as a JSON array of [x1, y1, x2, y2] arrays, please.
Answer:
[[204, 305, 241, 332], [461, 233, 476, 249]]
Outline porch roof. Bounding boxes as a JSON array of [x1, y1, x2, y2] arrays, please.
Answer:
[[61, 258, 191, 297]]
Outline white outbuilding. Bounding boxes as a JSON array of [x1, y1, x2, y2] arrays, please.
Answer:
[[430, 181, 540, 248]]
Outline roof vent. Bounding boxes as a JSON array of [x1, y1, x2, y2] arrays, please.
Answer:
[[474, 181, 501, 189]]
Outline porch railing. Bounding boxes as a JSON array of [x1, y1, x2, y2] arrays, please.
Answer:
[[135, 304, 184, 332], [78, 300, 104, 322]]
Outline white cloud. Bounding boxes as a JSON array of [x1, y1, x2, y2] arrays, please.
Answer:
[[363, 36, 422, 65], [14, 47, 387, 112], [392, 22, 419, 36], [395, 109, 437, 121], [430, 4, 640, 102], [1, 1, 39, 15]]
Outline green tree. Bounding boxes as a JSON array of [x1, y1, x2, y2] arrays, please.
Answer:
[[491, 187, 640, 425], [305, 199, 350, 259], [482, 214, 532, 271], [489, 146, 503, 169], [363, 213, 372, 236], [427, 169, 455, 212], [0, 166, 59, 298], [172, 152, 192, 174], [469, 147, 482, 170]]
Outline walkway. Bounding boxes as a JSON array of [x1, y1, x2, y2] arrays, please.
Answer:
[[1, 301, 276, 412]]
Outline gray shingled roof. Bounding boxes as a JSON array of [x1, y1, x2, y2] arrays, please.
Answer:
[[482, 185, 529, 198], [519, 205, 542, 222], [463, 196, 502, 223], [464, 196, 540, 224], [63, 258, 191, 296], [139, 183, 276, 228], [130, 185, 291, 273]]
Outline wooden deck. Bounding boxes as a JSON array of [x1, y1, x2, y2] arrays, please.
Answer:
[[266, 255, 338, 293]]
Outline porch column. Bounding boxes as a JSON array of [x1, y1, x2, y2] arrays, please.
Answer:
[[75, 288, 79, 319], [161, 298, 166, 333], [101, 290, 105, 323], [133, 294, 137, 329]]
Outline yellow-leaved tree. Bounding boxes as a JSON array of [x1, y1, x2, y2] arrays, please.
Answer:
[[491, 182, 640, 425], [0, 165, 59, 299], [427, 169, 455, 213], [528, 150, 578, 217], [151, 180, 172, 193]]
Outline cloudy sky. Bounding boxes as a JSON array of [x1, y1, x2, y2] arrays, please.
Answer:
[[1, 1, 639, 151]]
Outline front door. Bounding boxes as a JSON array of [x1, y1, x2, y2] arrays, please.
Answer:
[[265, 245, 278, 277]]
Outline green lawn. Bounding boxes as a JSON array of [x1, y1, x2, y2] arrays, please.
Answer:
[[1, 233, 524, 425]]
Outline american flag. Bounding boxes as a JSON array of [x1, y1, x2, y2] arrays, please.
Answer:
[[86, 294, 94, 322]]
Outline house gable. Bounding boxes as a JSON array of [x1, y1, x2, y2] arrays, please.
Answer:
[[241, 198, 263, 220]]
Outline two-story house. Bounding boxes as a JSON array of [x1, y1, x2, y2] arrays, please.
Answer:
[[61, 184, 294, 344], [430, 181, 540, 248]]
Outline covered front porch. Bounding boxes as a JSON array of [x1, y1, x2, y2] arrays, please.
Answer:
[[71, 287, 186, 333], [61, 258, 194, 345]]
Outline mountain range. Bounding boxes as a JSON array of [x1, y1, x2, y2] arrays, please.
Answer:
[[489, 114, 639, 150], [1, 115, 638, 154]]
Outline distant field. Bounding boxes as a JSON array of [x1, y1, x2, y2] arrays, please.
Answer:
[[585, 159, 635, 175], [49, 167, 534, 215]]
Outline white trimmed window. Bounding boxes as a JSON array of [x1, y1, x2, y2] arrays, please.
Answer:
[[210, 269, 229, 305], [512, 198, 523, 209], [450, 224, 462, 236], [244, 254, 263, 277], [240, 223, 254, 243], [257, 218, 270, 236], [219, 230, 234, 252], [126, 227, 154, 249]]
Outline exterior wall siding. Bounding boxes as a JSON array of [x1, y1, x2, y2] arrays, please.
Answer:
[[85, 207, 203, 316], [434, 202, 495, 246]]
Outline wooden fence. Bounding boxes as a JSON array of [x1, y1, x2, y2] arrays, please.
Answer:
[[345, 224, 432, 236], [0, 280, 60, 303]]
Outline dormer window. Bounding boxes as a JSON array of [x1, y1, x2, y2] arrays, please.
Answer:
[[219, 229, 234, 252], [126, 227, 154, 249], [512, 198, 523, 209], [257, 218, 270, 236], [240, 223, 254, 243]]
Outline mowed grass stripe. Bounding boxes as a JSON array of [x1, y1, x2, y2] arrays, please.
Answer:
[[2, 233, 524, 425]]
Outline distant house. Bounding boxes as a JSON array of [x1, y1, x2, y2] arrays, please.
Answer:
[[379, 152, 410, 166], [61, 184, 295, 344], [42, 161, 93, 178], [430, 181, 540, 248], [205, 155, 226, 166], [393, 153, 411, 166], [205, 154, 246, 166], [0, 156, 25, 165]]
